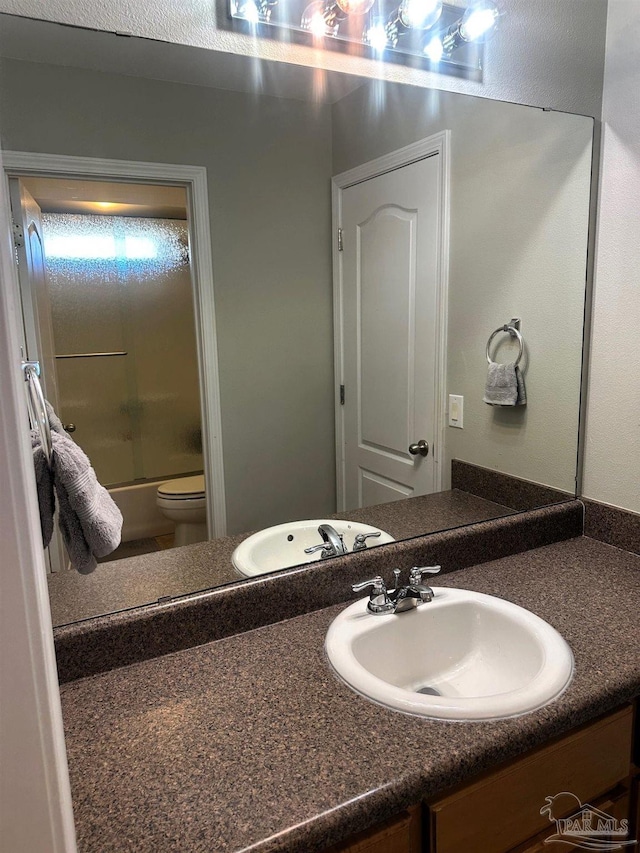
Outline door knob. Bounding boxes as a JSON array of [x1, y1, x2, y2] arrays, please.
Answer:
[[408, 440, 429, 457], [63, 423, 76, 433]]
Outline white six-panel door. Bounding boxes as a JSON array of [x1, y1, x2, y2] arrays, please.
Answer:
[[334, 134, 449, 511]]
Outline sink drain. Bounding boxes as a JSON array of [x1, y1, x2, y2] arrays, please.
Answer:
[[416, 685, 441, 696]]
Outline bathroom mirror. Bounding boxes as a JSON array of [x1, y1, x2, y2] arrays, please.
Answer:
[[0, 14, 593, 625]]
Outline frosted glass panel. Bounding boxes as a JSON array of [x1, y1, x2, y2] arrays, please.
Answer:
[[55, 355, 134, 484], [44, 213, 203, 486]]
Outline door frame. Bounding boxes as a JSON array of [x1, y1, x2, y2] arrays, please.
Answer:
[[2, 151, 227, 539], [332, 130, 451, 511]]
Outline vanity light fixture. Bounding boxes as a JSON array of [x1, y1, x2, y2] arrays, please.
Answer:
[[227, 0, 501, 78], [441, 0, 500, 55]]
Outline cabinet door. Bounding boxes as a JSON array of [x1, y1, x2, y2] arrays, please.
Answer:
[[631, 776, 640, 844], [326, 806, 421, 853], [509, 787, 632, 853]]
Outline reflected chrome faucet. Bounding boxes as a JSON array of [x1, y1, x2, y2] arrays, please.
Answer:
[[304, 523, 348, 559], [352, 566, 441, 614]]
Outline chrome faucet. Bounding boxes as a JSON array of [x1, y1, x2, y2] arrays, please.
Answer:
[[304, 523, 348, 559], [352, 566, 441, 614]]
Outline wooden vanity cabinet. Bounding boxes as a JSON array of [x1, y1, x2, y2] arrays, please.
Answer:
[[325, 805, 421, 853], [325, 704, 637, 853], [326, 705, 640, 853], [425, 704, 634, 853]]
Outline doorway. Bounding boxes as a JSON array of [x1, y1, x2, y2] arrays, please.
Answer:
[[333, 132, 450, 512], [6, 154, 227, 566]]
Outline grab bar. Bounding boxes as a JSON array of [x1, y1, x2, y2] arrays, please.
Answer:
[[22, 361, 52, 467]]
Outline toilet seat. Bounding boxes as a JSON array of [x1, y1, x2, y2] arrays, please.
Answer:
[[156, 475, 208, 547], [157, 475, 205, 500]]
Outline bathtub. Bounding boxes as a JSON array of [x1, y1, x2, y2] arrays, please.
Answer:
[[108, 480, 174, 543]]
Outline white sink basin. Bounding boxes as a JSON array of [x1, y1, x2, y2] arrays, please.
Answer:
[[325, 587, 573, 721], [232, 519, 394, 577]]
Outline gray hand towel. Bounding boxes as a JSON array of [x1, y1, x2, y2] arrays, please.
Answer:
[[515, 365, 527, 406], [50, 430, 123, 574], [483, 362, 527, 406], [30, 430, 55, 547], [45, 399, 65, 434]]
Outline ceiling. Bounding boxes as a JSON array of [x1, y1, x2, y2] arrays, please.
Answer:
[[0, 13, 367, 104], [20, 178, 188, 219]]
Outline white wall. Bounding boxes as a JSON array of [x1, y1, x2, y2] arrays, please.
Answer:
[[0, 0, 607, 117], [333, 84, 593, 492], [582, 0, 640, 512]]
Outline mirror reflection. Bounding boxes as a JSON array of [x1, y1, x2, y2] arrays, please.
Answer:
[[0, 14, 592, 625]]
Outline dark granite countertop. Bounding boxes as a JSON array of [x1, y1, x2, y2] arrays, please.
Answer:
[[59, 535, 640, 853], [48, 489, 512, 626]]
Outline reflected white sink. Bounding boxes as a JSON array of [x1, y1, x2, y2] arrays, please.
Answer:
[[325, 587, 573, 721], [232, 519, 394, 577]]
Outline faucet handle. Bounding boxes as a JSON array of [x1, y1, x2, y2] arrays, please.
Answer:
[[352, 576, 386, 595], [409, 566, 441, 583], [353, 531, 381, 549], [304, 542, 330, 554]]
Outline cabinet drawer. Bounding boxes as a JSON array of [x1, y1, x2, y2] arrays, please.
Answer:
[[427, 705, 633, 853]]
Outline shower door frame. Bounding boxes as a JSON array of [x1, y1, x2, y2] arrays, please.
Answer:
[[3, 151, 227, 546]]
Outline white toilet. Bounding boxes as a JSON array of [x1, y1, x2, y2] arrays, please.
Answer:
[[156, 475, 207, 547]]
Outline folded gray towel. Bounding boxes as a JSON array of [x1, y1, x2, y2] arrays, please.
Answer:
[[50, 430, 123, 574], [30, 431, 55, 547], [483, 362, 527, 406]]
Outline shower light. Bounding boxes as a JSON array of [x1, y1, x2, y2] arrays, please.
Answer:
[[398, 0, 442, 30]]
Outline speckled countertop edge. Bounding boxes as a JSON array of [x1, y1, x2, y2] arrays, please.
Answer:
[[59, 534, 640, 853]]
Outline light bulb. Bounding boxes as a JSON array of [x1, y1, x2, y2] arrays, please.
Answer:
[[459, 0, 499, 42], [423, 34, 443, 62], [336, 0, 375, 15], [398, 0, 442, 30], [301, 1, 339, 36], [232, 0, 261, 22], [365, 19, 390, 51]]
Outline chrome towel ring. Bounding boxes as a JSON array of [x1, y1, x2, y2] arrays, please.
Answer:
[[486, 323, 524, 366], [22, 360, 53, 466]]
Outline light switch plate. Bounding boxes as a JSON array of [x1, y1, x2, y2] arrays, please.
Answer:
[[449, 394, 464, 428]]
